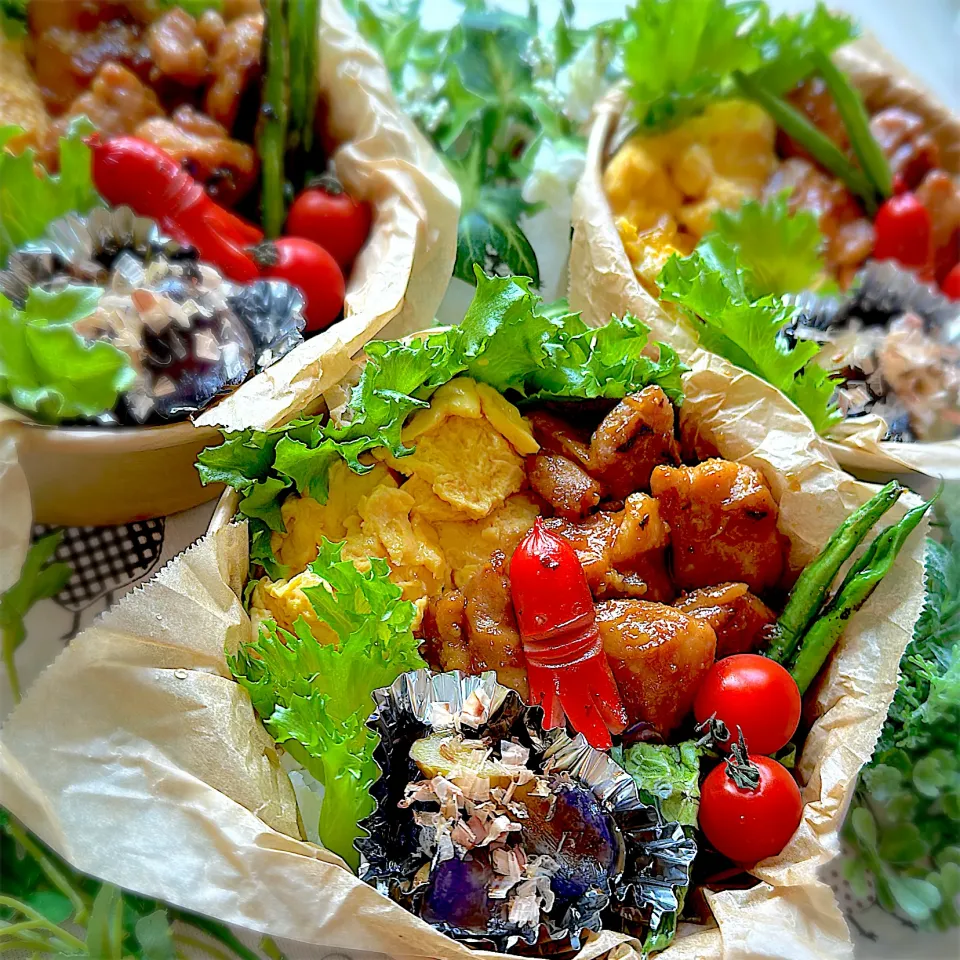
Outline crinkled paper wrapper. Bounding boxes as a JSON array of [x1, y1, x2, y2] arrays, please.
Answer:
[[568, 37, 960, 479], [0, 341, 927, 960], [196, 0, 459, 431]]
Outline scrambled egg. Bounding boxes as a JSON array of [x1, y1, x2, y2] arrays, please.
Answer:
[[251, 378, 541, 634], [603, 100, 779, 292], [378, 379, 539, 519]]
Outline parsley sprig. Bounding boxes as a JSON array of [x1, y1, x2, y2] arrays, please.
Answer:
[[844, 487, 960, 929]]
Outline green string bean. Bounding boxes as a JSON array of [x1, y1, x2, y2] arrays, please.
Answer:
[[732, 69, 879, 215], [766, 481, 904, 664], [258, 0, 291, 239], [789, 493, 937, 694]]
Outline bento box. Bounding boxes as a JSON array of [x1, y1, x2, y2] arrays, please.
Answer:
[[569, 34, 960, 479], [0, 273, 928, 959], [0, 0, 458, 526]]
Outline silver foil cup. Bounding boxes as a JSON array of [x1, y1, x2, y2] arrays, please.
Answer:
[[357, 669, 696, 954]]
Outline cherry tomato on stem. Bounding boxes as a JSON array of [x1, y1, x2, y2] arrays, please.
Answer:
[[699, 745, 803, 865], [285, 177, 371, 269], [252, 237, 345, 332], [694, 654, 801, 757], [873, 192, 932, 271]]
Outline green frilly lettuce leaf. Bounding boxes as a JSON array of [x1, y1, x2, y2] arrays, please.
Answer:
[[657, 234, 840, 434], [0, 286, 136, 423], [623, 0, 857, 131], [198, 268, 687, 570], [228, 539, 424, 870], [619, 740, 703, 827], [0, 120, 101, 266]]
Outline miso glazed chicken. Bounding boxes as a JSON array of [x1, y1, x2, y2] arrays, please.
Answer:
[[254, 376, 787, 739]]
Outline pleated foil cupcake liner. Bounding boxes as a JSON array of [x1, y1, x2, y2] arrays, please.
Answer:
[[0, 206, 306, 425], [786, 260, 960, 341], [357, 668, 696, 954]]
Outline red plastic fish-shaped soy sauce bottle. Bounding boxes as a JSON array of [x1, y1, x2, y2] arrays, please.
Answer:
[[509, 519, 627, 749]]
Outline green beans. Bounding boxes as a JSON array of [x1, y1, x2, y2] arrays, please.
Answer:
[[732, 69, 878, 215], [258, 0, 290, 239], [287, 0, 321, 156], [789, 493, 937, 694], [811, 51, 892, 202], [766, 481, 904, 664]]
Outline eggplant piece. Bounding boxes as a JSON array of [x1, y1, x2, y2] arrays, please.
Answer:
[[410, 733, 517, 788], [421, 854, 496, 934], [519, 779, 619, 901]]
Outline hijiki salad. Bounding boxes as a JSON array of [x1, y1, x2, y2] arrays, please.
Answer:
[[605, 0, 959, 444], [0, 0, 369, 427], [200, 270, 936, 953]]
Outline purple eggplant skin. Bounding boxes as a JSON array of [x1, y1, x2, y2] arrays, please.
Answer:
[[523, 782, 618, 901], [421, 854, 496, 933]]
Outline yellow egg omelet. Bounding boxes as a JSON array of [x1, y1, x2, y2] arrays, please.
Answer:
[[603, 100, 779, 294], [250, 378, 543, 635]]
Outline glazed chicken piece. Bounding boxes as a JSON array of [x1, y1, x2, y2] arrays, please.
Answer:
[[526, 451, 601, 521], [135, 105, 258, 205], [651, 459, 786, 595], [426, 557, 529, 700], [587, 386, 681, 499], [28, 1, 151, 114], [205, 12, 263, 131], [869, 107, 940, 191], [527, 410, 594, 467], [916, 170, 960, 284], [41, 61, 162, 169], [544, 492, 673, 603], [673, 582, 776, 658], [679, 416, 721, 465], [596, 599, 716, 736], [145, 7, 210, 87]]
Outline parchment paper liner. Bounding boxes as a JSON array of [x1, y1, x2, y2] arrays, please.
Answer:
[[0, 334, 927, 959], [568, 37, 960, 479], [358, 668, 695, 952]]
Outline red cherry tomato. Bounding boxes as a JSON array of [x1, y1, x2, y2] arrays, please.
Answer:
[[942, 263, 960, 301], [285, 180, 372, 268], [253, 237, 345, 332], [694, 654, 801, 757], [873, 192, 932, 270], [700, 755, 803, 864]]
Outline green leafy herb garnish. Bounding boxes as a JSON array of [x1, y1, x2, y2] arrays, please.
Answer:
[[657, 235, 840, 434], [198, 268, 686, 571], [844, 490, 960, 930], [228, 539, 425, 870], [1, 531, 71, 703], [0, 286, 136, 423], [710, 192, 827, 297], [623, 0, 857, 131], [345, 0, 622, 285], [618, 740, 703, 827], [0, 120, 102, 267]]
